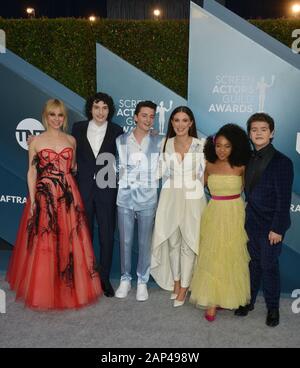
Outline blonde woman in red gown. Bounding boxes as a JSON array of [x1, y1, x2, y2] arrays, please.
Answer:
[[6, 99, 102, 310]]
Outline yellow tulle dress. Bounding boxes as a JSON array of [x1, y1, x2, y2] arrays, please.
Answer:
[[190, 175, 250, 310]]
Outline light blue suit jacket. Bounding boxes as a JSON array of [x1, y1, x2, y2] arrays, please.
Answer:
[[116, 132, 162, 210]]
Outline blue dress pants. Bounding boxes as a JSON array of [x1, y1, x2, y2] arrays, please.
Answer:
[[117, 206, 156, 284]]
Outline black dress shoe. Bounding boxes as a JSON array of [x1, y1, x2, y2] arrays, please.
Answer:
[[266, 309, 280, 327], [234, 304, 254, 316], [100, 279, 115, 297]]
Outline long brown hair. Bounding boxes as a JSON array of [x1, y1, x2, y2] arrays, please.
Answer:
[[163, 106, 198, 153]]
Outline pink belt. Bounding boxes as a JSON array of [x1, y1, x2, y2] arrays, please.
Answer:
[[211, 194, 241, 200]]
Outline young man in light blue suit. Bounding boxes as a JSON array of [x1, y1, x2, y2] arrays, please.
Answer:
[[115, 101, 162, 301]]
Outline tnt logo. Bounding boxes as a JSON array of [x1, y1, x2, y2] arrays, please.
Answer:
[[0, 29, 6, 54], [15, 118, 45, 150], [0, 289, 6, 314], [291, 289, 300, 314]]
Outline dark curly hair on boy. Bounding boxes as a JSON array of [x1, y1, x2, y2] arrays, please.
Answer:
[[204, 124, 252, 167], [85, 92, 115, 122]]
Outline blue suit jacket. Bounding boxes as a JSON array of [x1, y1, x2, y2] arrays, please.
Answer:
[[72, 120, 123, 204], [245, 149, 294, 236], [116, 132, 162, 210]]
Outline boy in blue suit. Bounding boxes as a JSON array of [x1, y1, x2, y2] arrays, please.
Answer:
[[115, 101, 161, 301], [235, 113, 293, 327]]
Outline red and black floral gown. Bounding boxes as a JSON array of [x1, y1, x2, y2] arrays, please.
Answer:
[[6, 148, 102, 310]]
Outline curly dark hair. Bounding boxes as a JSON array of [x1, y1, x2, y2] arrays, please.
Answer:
[[85, 92, 115, 122], [204, 124, 251, 167], [163, 106, 198, 153]]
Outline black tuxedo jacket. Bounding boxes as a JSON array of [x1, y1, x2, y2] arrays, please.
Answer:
[[71, 120, 123, 205], [245, 149, 294, 236]]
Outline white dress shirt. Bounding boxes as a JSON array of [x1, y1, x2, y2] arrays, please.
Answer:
[[87, 120, 108, 158]]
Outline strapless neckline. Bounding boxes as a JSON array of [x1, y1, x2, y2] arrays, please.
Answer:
[[37, 147, 73, 155]]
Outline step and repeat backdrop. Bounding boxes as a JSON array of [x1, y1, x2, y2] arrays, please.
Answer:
[[0, 0, 299, 292]]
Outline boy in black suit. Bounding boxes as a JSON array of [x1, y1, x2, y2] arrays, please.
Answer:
[[235, 113, 293, 327], [72, 92, 123, 297]]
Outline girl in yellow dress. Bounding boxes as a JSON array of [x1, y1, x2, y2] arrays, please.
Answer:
[[189, 124, 252, 321]]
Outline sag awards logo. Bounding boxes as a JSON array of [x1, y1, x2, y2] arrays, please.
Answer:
[[208, 74, 275, 114], [0, 29, 6, 54], [0, 289, 6, 314], [156, 100, 173, 135], [15, 118, 44, 150], [117, 99, 173, 135]]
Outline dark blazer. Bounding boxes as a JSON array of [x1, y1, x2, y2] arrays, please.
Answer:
[[71, 120, 123, 204], [245, 149, 294, 236]]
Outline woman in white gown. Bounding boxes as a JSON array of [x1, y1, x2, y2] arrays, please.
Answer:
[[151, 106, 206, 307]]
